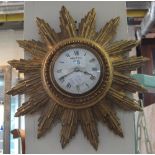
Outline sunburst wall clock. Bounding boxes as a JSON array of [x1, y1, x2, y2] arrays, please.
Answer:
[[7, 6, 149, 150]]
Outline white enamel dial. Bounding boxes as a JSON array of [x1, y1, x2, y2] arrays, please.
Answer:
[[53, 47, 102, 94]]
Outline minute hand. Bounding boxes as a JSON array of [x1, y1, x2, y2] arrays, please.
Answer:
[[59, 67, 81, 81], [59, 70, 75, 81]]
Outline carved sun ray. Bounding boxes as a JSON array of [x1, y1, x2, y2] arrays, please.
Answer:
[[7, 6, 149, 150]]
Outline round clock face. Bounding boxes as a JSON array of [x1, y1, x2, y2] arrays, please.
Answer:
[[53, 47, 102, 95]]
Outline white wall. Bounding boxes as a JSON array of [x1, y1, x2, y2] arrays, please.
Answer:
[[0, 30, 23, 66], [24, 1, 136, 153]]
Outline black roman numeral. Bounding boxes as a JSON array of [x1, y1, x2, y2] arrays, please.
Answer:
[[65, 53, 70, 57], [90, 76, 96, 80], [74, 51, 79, 56], [85, 83, 89, 88], [92, 67, 97, 71], [59, 77, 64, 83], [66, 82, 71, 89], [57, 69, 62, 73], [89, 58, 95, 62]]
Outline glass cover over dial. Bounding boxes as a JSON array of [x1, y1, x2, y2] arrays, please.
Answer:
[[53, 47, 102, 94]]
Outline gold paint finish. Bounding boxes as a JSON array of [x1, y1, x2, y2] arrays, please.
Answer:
[[42, 38, 113, 109], [7, 6, 149, 150]]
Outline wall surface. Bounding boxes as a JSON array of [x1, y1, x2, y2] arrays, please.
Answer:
[[24, 1, 136, 153], [0, 30, 23, 66]]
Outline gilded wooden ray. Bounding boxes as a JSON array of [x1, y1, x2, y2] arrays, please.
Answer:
[[7, 6, 149, 150], [78, 8, 96, 38]]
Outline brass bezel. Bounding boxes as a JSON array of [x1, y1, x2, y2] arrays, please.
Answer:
[[41, 37, 113, 109]]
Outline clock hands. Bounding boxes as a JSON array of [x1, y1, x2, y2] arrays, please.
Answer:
[[59, 67, 81, 81], [58, 67, 80, 82], [59, 67, 96, 83], [77, 68, 96, 80], [59, 70, 75, 82], [83, 71, 96, 80], [73, 67, 96, 79]]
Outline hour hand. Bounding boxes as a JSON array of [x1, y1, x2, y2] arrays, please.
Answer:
[[83, 71, 96, 80], [59, 76, 65, 83], [76, 85, 80, 93]]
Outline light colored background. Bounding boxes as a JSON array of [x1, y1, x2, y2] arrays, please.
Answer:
[[0, 30, 23, 66], [24, 1, 136, 153], [0, 29, 23, 154]]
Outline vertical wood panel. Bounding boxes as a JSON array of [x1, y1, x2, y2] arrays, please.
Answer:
[[3, 66, 12, 154]]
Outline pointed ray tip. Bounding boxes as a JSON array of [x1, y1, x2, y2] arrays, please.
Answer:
[[16, 40, 21, 43], [17, 40, 23, 45], [61, 5, 67, 11], [90, 8, 95, 12], [6, 89, 12, 95], [61, 5, 65, 9], [118, 129, 124, 137], [136, 40, 140, 45], [61, 137, 69, 149], [14, 112, 20, 117], [93, 143, 98, 150], [119, 132, 124, 137], [36, 17, 42, 24], [144, 57, 150, 61], [61, 142, 66, 149], [7, 60, 13, 65], [135, 104, 142, 111], [37, 132, 42, 139], [36, 17, 41, 21], [115, 16, 120, 20], [139, 106, 143, 111], [113, 16, 120, 23], [90, 8, 96, 16]]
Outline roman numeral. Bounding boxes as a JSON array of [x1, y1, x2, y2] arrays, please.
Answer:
[[57, 69, 62, 73], [65, 53, 70, 57], [90, 75, 96, 80], [92, 67, 97, 71], [76, 85, 80, 92], [77, 60, 80, 64], [66, 82, 71, 89], [89, 58, 95, 62], [74, 51, 79, 56], [59, 77, 64, 83], [85, 83, 89, 88]]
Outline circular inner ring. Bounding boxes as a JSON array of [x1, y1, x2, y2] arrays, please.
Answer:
[[51, 44, 103, 96]]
